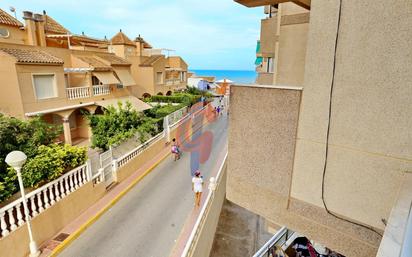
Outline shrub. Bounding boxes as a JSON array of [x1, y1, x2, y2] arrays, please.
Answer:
[[87, 101, 148, 150], [0, 114, 63, 202], [21, 144, 87, 188]]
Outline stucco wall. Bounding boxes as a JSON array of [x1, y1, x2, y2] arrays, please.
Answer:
[[275, 3, 309, 86], [291, 0, 412, 231], [260, 16, 277, 57], [0, 25, 26, 45], [0, 53, 25, 117], [227, 85, 302, 211]]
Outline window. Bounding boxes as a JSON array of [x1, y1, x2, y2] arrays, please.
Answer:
[[181, 71, 186, 82], [156, 72, 163, 84], [0, 28, 10, 38], [33, 74, 57, 100], [92, 76, 101, 85], [266, 57, 274, 73]]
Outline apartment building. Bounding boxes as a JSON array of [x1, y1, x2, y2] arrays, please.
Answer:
[[229, 1, 412, 256], [0, 8, 189, 145], [109, 31, 188, 98]]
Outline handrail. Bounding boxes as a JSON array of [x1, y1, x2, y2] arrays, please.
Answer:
[[400, 203, 412, 257], [180, 152, 228, 257], [253, 226, 288, 257], [0, 164, 87, 212]]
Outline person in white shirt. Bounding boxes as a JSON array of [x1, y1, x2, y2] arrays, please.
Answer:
[[192, 170, 203, 207]]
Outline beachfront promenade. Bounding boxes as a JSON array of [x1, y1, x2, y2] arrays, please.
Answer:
[[57, 112, 228, 257]]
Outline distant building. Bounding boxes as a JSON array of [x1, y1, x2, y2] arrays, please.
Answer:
[[0, 8, 189, 145]]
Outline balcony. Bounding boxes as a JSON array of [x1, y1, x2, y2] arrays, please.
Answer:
[[66, 85, 110, 100], [92, 85, 110, 96], [256, 72, 274, 85], [165, 78, 182, 86], [66, 86, 90, 100], [260, 16, 278, 57]]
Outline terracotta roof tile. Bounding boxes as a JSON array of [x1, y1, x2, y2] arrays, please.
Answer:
[[110, 31, 135, 46], [0, 9, 23, 27], [139, 55, 163, 67], [0, 48, 63, 64], [75, 55, 111, 71], [135, 36, 152, 49], [44, 14, 70, 34], [96, 54, 131, 66]]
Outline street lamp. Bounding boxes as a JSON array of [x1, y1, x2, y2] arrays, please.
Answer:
[[5, 151, 40, 257]]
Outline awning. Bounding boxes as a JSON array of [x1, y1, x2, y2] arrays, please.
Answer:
[[95, 96, 151, 112], [255, 57, 263, 66], [113, 68, 136, 87], [92, 71, 120, 85]]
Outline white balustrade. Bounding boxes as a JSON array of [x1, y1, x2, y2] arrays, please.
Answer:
[[0, 212, 9, 237], [66, 86, 90, 100], [117, 132, 164, 168], [16, 203, 24, 226], [92, 85, 110, 96], [0, 164, 88, 239]]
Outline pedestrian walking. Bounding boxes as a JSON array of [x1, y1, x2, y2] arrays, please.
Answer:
[[192, 170, 203, 207], [217, 106, 220, 116], [171, 138, 181, 161]]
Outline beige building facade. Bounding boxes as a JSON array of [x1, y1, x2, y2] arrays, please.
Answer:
[[229, 0, 412, 256], [0, 8, 189, 145]]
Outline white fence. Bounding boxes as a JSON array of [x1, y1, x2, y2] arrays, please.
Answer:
[[0, 163, 90, 238], [66, 86, 90, 100], [116, 132, 164, 168], [93, 85, 110, 96]]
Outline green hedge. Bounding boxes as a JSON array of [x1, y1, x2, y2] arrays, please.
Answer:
[[0, 114, 64, 202], [21, 144, 87, 188], [145, 93, 201, 106]]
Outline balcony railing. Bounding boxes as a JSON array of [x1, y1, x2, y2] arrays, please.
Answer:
[[165, 79, 182, 86], [66, 86, 90, 100], [93, 85, 110, 96]]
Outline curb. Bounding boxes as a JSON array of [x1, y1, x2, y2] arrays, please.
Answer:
[[49, 151, 170, 256]]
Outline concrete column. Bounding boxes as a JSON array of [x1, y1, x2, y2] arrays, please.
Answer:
[[62, 117, 72, 145]]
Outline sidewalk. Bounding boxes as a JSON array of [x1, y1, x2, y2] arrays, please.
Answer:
[[39, 146, 171, 256], [169, 144, 228, 257]]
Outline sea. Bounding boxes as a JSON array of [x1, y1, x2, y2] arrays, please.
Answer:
[[190, 70, 256, 84]]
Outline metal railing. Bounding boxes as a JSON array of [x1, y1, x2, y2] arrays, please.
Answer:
[[66, 86, 90, 100], [0, 164, 91, 238], [180, 152, 228, 257], [400, 203, 412, 257], [253, 226, 294, 257]]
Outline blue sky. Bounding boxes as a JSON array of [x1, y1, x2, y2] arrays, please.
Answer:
[[1, 0, 262, 70]]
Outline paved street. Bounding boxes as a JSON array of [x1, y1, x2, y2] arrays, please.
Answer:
[[58, 112, 228, 257]]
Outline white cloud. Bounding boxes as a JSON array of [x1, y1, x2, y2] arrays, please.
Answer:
[[2, 0, 262, 69]]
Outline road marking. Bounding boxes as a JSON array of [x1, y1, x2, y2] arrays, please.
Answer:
[[50, 151, 171, 257]]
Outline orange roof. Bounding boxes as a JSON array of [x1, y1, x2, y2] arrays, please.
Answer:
[[0, 48, 63, 65], [139, 55, 163, 67], [44, 13, 70, 34], [110, 30, 135, 46], [0, 8, 23, 27], [96, 54, 131, 66], [74, 55, 111, 71], [135, 35, 152, 49]]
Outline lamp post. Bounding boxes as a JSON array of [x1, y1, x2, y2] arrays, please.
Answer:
[[5, 151, 40, 257]]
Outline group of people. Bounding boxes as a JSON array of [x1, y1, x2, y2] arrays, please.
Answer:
[[170, 138, 204, 207]]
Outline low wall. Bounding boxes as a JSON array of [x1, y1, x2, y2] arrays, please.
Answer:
[[189, 165, 227, 257], [0, 182, 106, 257]]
